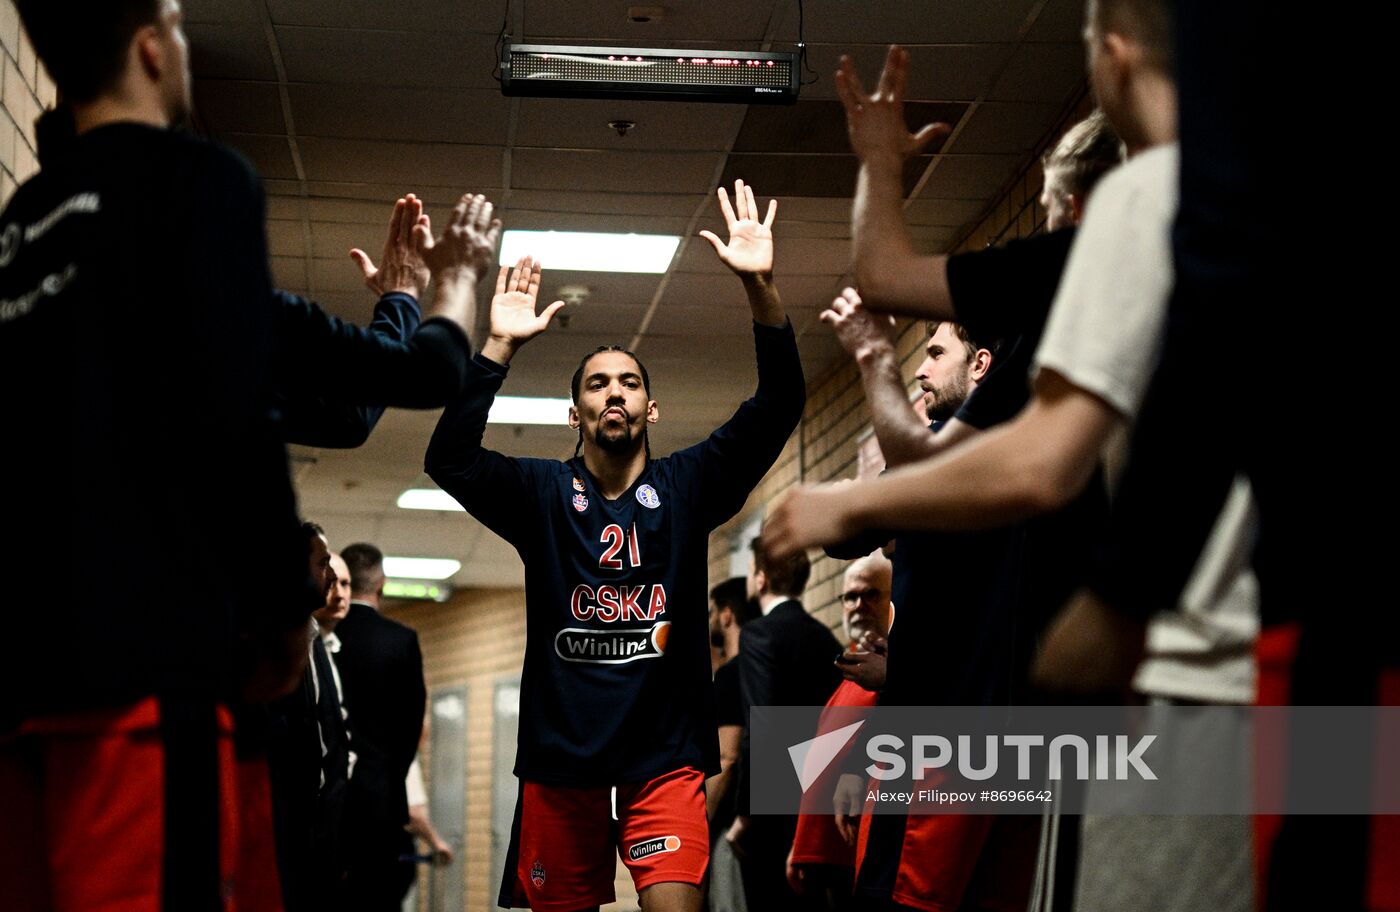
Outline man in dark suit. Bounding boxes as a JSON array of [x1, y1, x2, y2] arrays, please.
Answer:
[[731, 540, 843, 910], [267, 523, 355, 911], [334, 543, 427, 911]]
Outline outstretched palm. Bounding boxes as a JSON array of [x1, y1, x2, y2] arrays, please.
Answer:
[[489, 257, 565, 349], [700, 179, 776, 277]]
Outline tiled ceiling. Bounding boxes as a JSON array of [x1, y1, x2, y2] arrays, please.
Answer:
[[182, 0, 1088, 589]]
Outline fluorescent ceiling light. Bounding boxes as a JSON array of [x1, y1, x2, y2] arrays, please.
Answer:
[[383, 557, 461, 580], [499, 229, 680, 273], [489, 395, 572, 426], [396, 488, 466, 512]]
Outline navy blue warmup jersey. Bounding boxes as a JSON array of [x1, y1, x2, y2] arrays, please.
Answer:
[[426, 321, 803, 786]]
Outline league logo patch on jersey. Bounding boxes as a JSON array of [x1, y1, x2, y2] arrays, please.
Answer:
[[530, 860, 546, 887], [572, 477, 585, 492], [636, 484, 660, 509], [572, 493, 589, 513]]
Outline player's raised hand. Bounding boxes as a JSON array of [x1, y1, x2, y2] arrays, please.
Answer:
[[699, 178, 777, 278], [836, 46, 951, 164], [482, 256, 565, 363], [413, 192, 502, 283], [822, 287, 898, 363], [349, 193, 432, 299]]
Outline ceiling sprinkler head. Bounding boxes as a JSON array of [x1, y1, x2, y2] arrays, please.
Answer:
[[609, 119, 637, 138]]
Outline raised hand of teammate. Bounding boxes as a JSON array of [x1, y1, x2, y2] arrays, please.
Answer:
[[836, 46, 951, 164], [481, 256, 566, 365], [821, 286, 898, 364], [699, 178, 777, 278], [414, 192, 501, 282], [406, 192, 503, 336], [349, 193, 432, 300]]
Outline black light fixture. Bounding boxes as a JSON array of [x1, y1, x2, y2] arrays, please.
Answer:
[[501, 42, 800, 104]]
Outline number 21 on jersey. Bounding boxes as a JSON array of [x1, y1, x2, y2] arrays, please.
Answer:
[[599, 523, 641, 569]]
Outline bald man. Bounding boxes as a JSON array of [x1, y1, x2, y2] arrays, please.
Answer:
[[785, 554, 893, 911]]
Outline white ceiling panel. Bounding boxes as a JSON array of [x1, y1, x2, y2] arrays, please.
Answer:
[[1026, 0, 1089, 43], [511, 149, 722, 194], [184, 0, 262, 24], [503, 209, 692, 236], [903, 197, 990, 226], [987, 42, 1088, 103], [798, 43, 1014, 103], [275, 27, 502, 89], [296, 137, 503, 186], [224, 133, 300, 180], [505, 190, 705, 219], [915, 154, 1028, 201], [951, 102, 1065, 154], [271, 255, 310, 290], [772, 0, 1042, 45], [522, 0, 780, 43], [289, 85, 512, 145], [194, 80, 286, 135], [268, 0, 503, 33], [284, 183, 510, 208], [265, 219, 308, 258], [514, 98, 748, 151], [187, 22, 279, 81]]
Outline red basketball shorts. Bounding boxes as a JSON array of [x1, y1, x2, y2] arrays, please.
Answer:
[[0, 695, 282, 912], [502, 765, 709, 912]]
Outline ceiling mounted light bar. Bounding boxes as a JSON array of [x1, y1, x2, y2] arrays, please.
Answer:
[[501, 42, 800, 104]]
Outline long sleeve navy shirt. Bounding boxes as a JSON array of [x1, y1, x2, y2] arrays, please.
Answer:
[[425, 321, 804, 785], [0, 124, 472, 729]]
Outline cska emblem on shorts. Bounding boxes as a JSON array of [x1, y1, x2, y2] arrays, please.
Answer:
[[531, 860, 546, 887], [572, 493, 589, 513], [636, 484, 660, 509], [572, 477, 586, 492]]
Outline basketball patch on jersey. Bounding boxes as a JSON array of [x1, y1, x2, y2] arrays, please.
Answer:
[[636, 484, 660, 509], [530, 860, 546, 887], [572, 477, 586, 492], [627, 835, 682, 862], [572, 493, 589, 513]]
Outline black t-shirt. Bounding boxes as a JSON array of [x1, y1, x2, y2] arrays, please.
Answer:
[[426, 322, 804, 786], [713, 657, 744, 727], [947, 228, 1077, 429], [840, 228, 1103, 708], [0, 124, 313, 726]]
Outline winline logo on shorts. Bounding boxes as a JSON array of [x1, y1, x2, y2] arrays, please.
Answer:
[[628, 835, 681, 862]]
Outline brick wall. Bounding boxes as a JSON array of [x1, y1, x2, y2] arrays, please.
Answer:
[[0, 0, 55, 205], [386, 590, 526, 912]]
